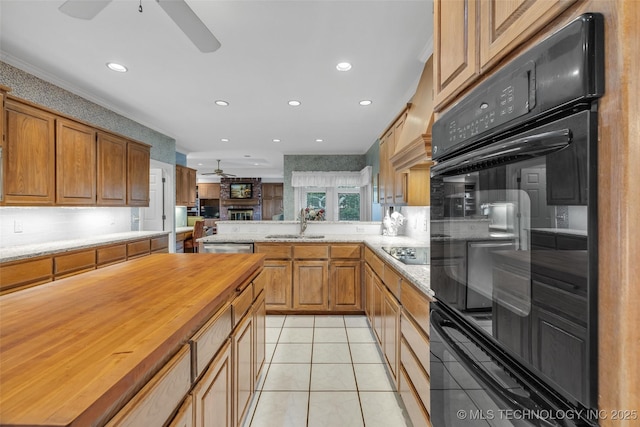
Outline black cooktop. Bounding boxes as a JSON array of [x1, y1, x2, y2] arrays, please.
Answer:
[[381, 246, 430, 265]]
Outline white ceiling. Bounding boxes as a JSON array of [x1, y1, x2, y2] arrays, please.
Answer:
[[0, 0, 433, 180]]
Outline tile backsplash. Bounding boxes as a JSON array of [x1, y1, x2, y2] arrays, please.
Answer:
[[0, 207, 134, 247]]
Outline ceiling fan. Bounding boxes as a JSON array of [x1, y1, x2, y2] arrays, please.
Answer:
[[58, 0, 221, 53], [202, 160, 236, 177]]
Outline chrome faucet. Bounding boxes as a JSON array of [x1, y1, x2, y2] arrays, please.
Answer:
[[299, 208, 308, 235]]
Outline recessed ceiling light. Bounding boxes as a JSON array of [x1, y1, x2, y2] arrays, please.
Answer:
[[253, 163, 260, 166], [315, 139, 324, 142], [336, 62, 352, 71], [359, 100, 372, 106], [288, 100, 301, 106], [272, 139, 281, 143], [221, 138, 229, 142], [215, 100, 229, 106], [197, 163, 203, 166], [106, 62, 127, 73]]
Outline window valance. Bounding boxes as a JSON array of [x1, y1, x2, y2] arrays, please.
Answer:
[[291, 166, 372, 188]]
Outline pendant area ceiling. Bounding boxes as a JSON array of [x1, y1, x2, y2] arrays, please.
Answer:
[[0, 0, 433, 179]]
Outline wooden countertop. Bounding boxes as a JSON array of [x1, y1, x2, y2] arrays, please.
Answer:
[[0, 253, 264, 427]]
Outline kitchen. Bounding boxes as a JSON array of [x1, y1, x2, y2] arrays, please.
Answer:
[[1, 1, 639, 427]]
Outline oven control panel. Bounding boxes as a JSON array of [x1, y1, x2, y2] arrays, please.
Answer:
[[434, 69, 532, 159]]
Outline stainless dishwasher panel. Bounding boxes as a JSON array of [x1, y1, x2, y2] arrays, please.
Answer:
[[466, 240, 516, 309], [201, 243, 254, 254]]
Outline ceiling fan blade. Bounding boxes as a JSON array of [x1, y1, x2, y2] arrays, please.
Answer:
[[59, 0, 112, 20], [155, 0, 221, 53]]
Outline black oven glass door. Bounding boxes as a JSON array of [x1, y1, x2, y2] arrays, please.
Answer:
[[431, 108, 597, 413]]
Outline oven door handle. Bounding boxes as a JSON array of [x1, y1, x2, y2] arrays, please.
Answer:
[[432, 129, 572, 176], [431, 308, 556, 426]]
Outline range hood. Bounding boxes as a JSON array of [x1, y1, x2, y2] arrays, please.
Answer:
[[390, 56, 434, 171]]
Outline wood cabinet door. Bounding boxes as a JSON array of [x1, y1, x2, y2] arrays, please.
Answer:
[[56, 118, 96, 205], [233, 314, 254, 427], [293, 260, 329, 310], [378, 133, 390, 203], [434, 0, 478, 110], [188, 168, 197, 207], [253, 291, 266, 386], [193, 341, 232, 427], [383, 289, 400, 384], [262, 260, 293, 310], [97, 132, 127, 206], [330, 260, 362, 311], [167, 396, 193, 427], [479, 0, 576, 71], [127, 141, 150, 206], [373, 275, 384, 345], [393, 114, 407, 204], [3, 99, 55, 205], [199, 183, 221, 200]]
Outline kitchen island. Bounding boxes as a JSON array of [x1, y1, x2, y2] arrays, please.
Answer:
[[0, 253, 264, 427]]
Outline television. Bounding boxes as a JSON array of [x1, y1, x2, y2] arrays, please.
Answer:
[[230, 183, 253, 199]]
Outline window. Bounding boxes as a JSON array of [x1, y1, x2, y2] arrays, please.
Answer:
[[292, 167, 372, 221]]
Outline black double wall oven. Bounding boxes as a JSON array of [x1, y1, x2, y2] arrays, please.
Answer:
[[429, 14, 603, 427]]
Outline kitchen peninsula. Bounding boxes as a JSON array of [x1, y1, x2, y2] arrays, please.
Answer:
[[0, 253, 264, 427]]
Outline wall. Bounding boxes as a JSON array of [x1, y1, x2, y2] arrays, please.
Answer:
[[0, 62, 176, 165], [283, 154, 366, 220], [0, 207, 133, 247], [365, 140, 383, 221]]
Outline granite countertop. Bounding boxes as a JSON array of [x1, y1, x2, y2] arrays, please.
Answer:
[[199, 233, 433, 298], [0, 231, 171, 263], [176, 226, 194, 233]]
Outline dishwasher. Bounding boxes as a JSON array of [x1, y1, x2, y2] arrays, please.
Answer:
[[200, 242, 254, 253]]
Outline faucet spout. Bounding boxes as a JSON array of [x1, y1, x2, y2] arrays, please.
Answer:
[[299, 208, 308, 235]]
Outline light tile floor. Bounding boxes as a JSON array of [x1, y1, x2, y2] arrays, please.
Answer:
[[243, 314, 412, 427]]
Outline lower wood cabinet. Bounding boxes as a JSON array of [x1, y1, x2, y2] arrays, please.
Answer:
[[106, 345, 192, 427], [261, 260, 293, 310], [233, 311, 254, 427], [364, 245, 432, 426], [192, 341, 233, 427], [293, 260, 329, 310], [255, 243, 362, 313], [168, 396, 194, 427], [253, 291, 266, 386]]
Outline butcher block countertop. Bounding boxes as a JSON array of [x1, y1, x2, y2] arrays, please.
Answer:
[[0, 253, 264, 427]]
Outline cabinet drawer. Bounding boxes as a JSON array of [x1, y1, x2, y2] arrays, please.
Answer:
[[254, 243, 292, 259], [364, 247, 384, 278], [399, 365, 430, 427], [401, 282, 431, 337], [190, 303, 232, 380], [106, 345, 191, 427], [0, 257, 53, 293], [166, 395, 193, 427], [330, 244, 361, 259], [293, 245, 329, 259], [401, 313, 430, 376], [232, 284, 253, 327], [127, 239, 150, 259], [97, 244, 127, 267], [151, 235, 169, 252], [54, 249, 96, 277], [400, 338, 431, 415], [383, 265, 402, 300]]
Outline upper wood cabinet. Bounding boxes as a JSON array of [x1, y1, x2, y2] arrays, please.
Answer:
[[176, 165, 196, 207], [379, 108, 408, 205], [433, 0, 478, 111], [434, 0, 576, 110], [3, 99, 56, 205], [127, 141, 150, 206], [1, 92, 150, 207], [97, 132, 127, 206], [56, 118, 96, 205], [198, 182, 220, 199]]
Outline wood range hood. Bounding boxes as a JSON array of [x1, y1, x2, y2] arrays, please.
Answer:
[[390, 56, 434, 172]]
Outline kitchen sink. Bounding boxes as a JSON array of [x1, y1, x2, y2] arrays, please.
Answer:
[[264, 234, 325, 239]]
